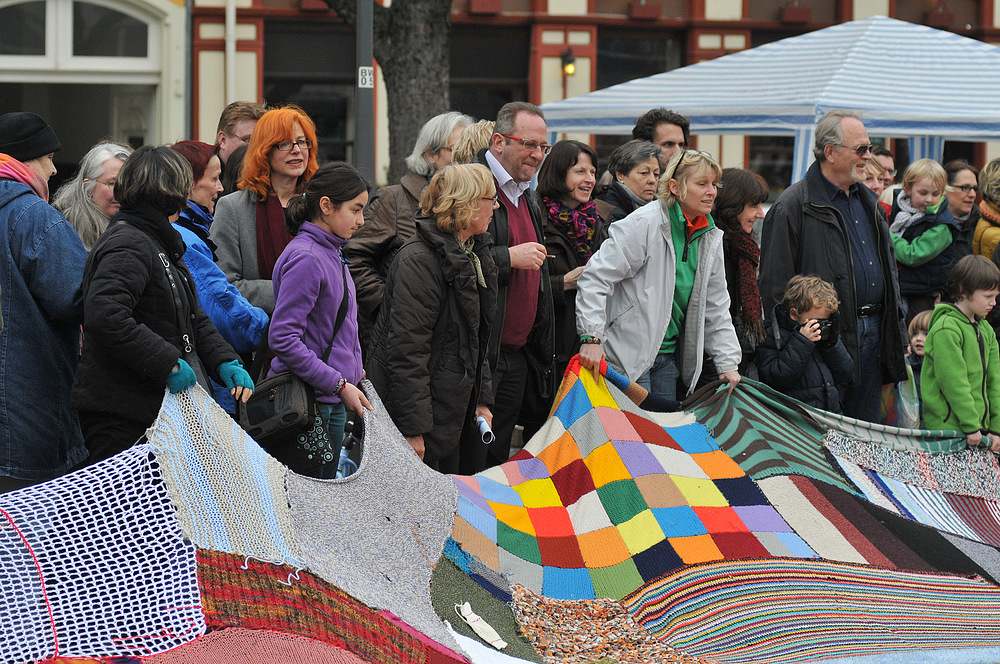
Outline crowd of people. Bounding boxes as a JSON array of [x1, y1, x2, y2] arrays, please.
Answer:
[[5, 99, 1000, 493]]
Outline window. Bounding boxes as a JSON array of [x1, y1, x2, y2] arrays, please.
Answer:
[[73, 1, 147, 58], [0, 1, 45, 55]]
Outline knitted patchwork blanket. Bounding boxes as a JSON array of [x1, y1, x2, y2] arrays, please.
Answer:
[[449, 359, 812, 601]]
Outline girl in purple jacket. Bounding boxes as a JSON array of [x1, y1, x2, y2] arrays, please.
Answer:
[[269, 163, 372, 477]]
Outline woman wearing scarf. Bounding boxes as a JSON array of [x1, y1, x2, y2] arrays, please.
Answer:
[[170, 140, 269, 413], [577, 150, 741, 401], [596, 139, 662, 223], [72, 146, 253, 464], [0, 112, 88, 491], [214, 105, 319, 315], [536, 140, 612, 380], [712, 168, 770, 379], [367, 164, 498, 474]]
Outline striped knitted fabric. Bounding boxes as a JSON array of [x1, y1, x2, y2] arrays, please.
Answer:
[[825, 431, 1000, 502], [285, 380, 460, 652], [146, 385, 304, 568], [450, 360, 808, 601], [196, 548, 465, 664], [622, 557, 1000, 663], [141, 628, 370, 663], [0, 445, 203, 662]]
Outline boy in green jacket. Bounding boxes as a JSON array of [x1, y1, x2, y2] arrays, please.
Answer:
[[922, 255, 1000, 451]]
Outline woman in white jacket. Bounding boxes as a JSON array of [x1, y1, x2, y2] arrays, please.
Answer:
[[576, 149, 741, 400]]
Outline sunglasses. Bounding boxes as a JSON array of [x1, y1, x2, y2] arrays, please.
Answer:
[[833, 143, 875, 157], [666, 149, 715, 181]]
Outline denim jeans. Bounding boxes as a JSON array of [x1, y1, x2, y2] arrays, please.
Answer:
[[314, 401, 347, 479], [841, 313, 882, 423], [637, 353, 679, 401]]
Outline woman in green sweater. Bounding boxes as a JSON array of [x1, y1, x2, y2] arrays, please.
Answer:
[[922, 255, 1000, 451]]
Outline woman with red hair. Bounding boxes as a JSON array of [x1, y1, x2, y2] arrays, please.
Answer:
[[213, 105, 319, 314]]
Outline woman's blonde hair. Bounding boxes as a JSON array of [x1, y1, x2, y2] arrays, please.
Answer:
[[452, 120, 495, 165], [902, 158, 947, 192], [419, 163, 495, 233], [979, 158, 1000, 207], [658, 150, 722, 208]]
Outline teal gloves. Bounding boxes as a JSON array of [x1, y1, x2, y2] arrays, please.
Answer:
[[217, 359, 254, 391], [166, 359, 198, 393]]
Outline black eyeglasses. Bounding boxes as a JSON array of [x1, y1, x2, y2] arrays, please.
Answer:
[[498, 134, 552, 155], [273, 140, 313, 152], [955, 184, 980, 194], [834, 143, 875, 157]]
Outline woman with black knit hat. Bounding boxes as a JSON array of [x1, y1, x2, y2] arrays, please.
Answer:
[[0, 112, 88, 491]]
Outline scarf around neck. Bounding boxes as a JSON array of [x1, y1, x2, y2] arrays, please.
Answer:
[[255, 191, 292, 280], [734, 230, 764, 343], [454, 233, 487, 288], [980, 199, 1000, 227], [0, 153, 49, 201], [889, 192, 925, 235], [543, 195, 600, 262]]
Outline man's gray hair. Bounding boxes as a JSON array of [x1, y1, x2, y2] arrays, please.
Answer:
[[405, 111, 475, 176], [493, 102, 545, 140], [813, 109, 863, 162], [608, 139, 662, 178]]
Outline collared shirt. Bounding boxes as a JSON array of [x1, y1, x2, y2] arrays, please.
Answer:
[[820, 173, 884, 308], [485, 150, 530, 207]]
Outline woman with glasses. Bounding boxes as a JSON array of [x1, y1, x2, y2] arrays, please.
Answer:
[[213, 105, 319, 315], [535, 140, 612, 380], [946, 160, 980, 261], [367, 164, 498, 474], [597, 140, 662, 223], [576, 149, 741, 402], [52, 142, 133, 250]]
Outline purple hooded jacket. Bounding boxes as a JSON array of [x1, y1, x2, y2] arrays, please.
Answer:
[[268, 222, 363, 404]]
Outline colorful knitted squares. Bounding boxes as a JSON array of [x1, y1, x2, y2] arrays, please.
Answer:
[[450, 361, 798, 601], [196, 549, 464, 664], [623, 558, 1000, 664]]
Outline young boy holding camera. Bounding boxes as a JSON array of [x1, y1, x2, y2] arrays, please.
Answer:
[[757, 275, 855, 413]]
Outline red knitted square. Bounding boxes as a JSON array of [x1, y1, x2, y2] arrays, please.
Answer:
[[551, 457, 596, 506], [536, 534, 586, 568]]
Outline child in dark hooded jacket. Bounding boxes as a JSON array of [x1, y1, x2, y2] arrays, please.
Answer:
[[757, 275, 855, 412]]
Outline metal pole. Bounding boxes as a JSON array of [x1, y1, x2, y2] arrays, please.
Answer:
[[354, 0, 375, 180]]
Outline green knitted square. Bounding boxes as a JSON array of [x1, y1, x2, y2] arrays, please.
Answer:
[[497, 521, 543, 565], [596, 479, 647, 526], [589, 558, 644, 601]]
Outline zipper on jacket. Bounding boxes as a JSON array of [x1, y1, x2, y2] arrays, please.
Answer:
[[976, 320, 990, 431]]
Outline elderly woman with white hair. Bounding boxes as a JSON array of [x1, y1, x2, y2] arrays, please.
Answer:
[[52, 142, 133, 250], [347, 111, 474, 335]]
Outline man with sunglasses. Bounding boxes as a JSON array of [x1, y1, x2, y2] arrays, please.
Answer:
[[632, 108, 690, 163], [759, 109, 907, 423], [475, 101, 554, 469]]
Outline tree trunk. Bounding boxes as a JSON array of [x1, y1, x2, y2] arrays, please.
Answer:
[[323, 0, 452, 184]]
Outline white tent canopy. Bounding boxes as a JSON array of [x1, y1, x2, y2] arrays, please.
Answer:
[[541, 16, 1000, 182]]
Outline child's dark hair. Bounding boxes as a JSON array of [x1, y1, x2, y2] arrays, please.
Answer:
[[285, 162, 371, 235], [946, 255, 1000, 302]]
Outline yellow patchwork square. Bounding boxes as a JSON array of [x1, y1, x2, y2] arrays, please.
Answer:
[[616, 509, 666, 555], [670, 475, 729, 507], [488, 502, 536, 536], [668, 534, 724, 564], [514, 478, 563, 508], [578, 367, 620, 409], [584, 442, 633, 488]]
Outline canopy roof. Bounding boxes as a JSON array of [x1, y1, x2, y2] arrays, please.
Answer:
[[541, 16, 1000, 179]]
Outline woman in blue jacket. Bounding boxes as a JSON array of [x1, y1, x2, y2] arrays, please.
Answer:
[[170, 141, 269, 413]]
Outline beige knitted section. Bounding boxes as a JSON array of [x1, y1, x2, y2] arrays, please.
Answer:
[[147, 385, 304, 568]]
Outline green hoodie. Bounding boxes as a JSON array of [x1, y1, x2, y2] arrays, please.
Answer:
[[921, 302, 1000, 434]]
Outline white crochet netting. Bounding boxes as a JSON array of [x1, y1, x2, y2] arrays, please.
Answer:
[[146, 385, 304, 569], [0, 444, 204, 662]]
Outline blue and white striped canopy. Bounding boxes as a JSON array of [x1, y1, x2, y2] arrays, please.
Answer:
[[541, 16, 1000, 181]]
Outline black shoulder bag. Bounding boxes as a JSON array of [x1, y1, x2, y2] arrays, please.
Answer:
[[237, 260, 350, 474]]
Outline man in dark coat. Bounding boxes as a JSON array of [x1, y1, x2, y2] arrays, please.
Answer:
[[475, 102, 554, 466], [758, 109, 907, 423]]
